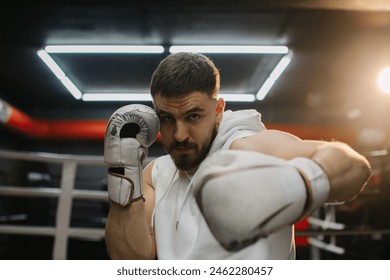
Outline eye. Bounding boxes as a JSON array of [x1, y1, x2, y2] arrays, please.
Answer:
[[159, 115, 174, 123], [188, 114, 200, 121]]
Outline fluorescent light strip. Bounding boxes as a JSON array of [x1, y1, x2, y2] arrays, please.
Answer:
[[169, 45, 289, 54], [256, 52, 292, 100], [37, 50, 66, 80], [45, 45, 165, 53], [82, 93, 153, 102], [60, 77, 83, 100], [37, 49, 82, 99], [82, 93, 255, 102], [219, 94, 256, 102]]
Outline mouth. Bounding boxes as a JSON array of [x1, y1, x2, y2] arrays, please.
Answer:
[[174, 147, 193, 154]]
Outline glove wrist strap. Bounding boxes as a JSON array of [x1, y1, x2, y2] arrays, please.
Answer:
[[107, 147, 145, 207], [289, 157, 330, 219]]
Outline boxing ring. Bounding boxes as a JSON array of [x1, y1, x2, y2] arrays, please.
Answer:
[[0, 149, 388, 259], [0, 149, 107, 259]]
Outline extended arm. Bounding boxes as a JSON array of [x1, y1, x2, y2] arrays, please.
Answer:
[[230, 129, 371, 202], [192, 129, 370, 251]]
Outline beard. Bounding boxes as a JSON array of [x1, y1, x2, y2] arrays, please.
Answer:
[[166, 124, 218, 171]]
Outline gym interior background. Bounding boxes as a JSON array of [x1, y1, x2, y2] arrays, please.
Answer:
[[0, 1, 390, 260]]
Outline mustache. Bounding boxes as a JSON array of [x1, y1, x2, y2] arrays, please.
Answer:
[[170, 141, 196, 150]]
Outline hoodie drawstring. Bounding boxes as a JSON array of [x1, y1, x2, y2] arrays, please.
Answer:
[[175, 171, 198, 229]]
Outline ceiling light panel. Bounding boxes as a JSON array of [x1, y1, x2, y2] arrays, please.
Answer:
[[37, 45, 291, 102]]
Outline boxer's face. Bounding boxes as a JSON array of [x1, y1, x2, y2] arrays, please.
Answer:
[[154, 91, 224, 171]]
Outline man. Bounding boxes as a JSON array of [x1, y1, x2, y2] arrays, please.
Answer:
[[104, 52, 371, 259]]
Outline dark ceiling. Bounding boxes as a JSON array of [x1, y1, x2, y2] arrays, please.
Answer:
[[1, 1, 390, 149]]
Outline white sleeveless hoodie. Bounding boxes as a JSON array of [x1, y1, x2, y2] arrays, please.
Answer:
[[151, 110, 295, 259]]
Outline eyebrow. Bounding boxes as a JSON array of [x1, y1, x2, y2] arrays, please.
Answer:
[[156, 106, 206, 116], [185, 106, 206, 115]]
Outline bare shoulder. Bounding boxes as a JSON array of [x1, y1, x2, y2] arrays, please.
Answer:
[[143, 159, 156, 191], [143, 160, 156, 219]]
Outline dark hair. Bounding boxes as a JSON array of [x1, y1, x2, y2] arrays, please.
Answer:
[[150, 52, 220, 99]]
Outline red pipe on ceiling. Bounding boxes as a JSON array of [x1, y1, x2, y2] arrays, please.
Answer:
[[0, 98, 358, 145]]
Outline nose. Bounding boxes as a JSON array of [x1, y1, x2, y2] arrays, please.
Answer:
[[174, 120, 189, 143]]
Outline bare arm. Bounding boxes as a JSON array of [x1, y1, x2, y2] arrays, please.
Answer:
[[230, 129, 371, 202], [105, 161, 157, 259]]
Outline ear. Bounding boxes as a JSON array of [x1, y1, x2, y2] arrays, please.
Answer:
[[215, 97, 225, 125]]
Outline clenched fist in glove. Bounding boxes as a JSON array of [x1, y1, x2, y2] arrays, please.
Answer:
[[192, 150, 330, 251], [104, 104, 160, 206]]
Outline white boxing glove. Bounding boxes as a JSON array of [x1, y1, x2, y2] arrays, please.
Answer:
[[104, 104, 160, 206], [192, 150, 330, 251]]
